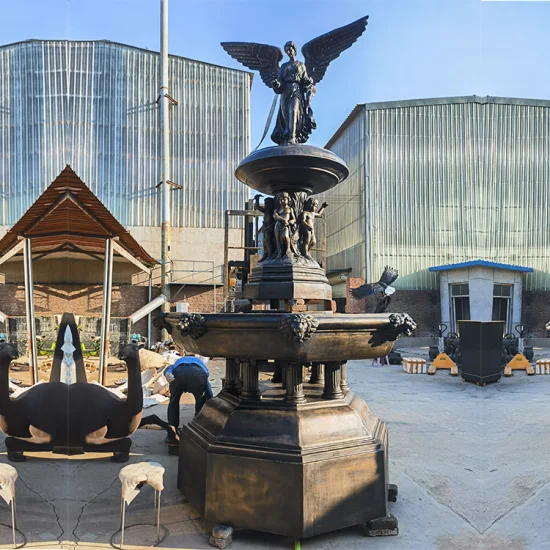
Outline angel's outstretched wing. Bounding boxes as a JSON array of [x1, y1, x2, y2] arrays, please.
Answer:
[[302, 16, 369, 85], [380, 266, 399, 286], [221, 42, 283, 88]]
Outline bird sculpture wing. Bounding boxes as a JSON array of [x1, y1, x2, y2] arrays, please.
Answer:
[[350, 265, 398, 300], [350, 282, 382, 299], [301, 16, 369, 85], [220, 42, 283, 88], [379, 265, 399, 286]]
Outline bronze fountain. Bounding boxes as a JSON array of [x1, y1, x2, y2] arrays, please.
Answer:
[[156, 15, 417, 546]]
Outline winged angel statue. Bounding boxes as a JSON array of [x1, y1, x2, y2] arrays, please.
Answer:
[[222, 16, 369, 146]]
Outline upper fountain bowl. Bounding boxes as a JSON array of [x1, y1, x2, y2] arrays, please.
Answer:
[[235, 144, 349, 196]]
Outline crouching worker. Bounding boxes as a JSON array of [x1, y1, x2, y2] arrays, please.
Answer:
[[164, 353, 213, 443]]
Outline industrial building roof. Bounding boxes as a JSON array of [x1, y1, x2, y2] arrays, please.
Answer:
[[0, 39, 254, 84], [325, 95, 550, 149], [0, 166, 157, 266], [429, 260, 534, 273]]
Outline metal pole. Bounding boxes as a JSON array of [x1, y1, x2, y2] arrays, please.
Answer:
[[23, 238, 38, 384], [99, 239, 114, 385], [321, 215, 327, 270], [160, 0, 171, 336], [212, 261, 217, 312], [223, 210, 230, 311], [148, 272, 152, 346], [129, 294, 167, 324]]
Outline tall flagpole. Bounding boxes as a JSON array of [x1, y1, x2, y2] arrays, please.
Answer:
[[160, 0, 171, 331]]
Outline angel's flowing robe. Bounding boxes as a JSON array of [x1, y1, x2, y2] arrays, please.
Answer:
[[271, 60, 316, 145]]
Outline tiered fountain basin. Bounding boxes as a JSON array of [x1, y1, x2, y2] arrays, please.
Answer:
[[160, 311, 416, 362], [235, 144, 349, 195]]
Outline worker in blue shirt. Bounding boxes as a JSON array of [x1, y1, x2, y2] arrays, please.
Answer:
[[164, 353, 213, 442]]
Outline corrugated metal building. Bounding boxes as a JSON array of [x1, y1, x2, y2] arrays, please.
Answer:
[[0, 39, 252, 289], [323, 96, 550, 335]]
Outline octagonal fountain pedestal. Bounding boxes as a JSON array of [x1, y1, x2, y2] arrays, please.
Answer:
[[156, 143, 417, 543], [160, 310, 414, 540]]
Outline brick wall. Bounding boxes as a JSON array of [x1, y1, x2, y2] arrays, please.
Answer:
[[0, 282, 226, 342], [522, 291, 550, 337], [0, 283, 163, 342], [174, 285, 224, 313], [345, 277, 440, 337], [0, 283, 161, 315]]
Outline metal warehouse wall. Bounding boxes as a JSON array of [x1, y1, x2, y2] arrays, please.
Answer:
[[324, 98, 550, 291], [319, 112, 368, 281], [0, 40, 251, 229]]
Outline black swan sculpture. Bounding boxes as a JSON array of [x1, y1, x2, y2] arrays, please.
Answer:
[[1, 313, 145, 462]]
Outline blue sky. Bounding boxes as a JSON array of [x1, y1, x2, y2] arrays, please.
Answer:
[[1, 0, 549, 147]]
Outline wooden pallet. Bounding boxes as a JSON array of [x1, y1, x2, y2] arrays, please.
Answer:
[[402, 357, 427, 374], [535, 359, 550, 374]]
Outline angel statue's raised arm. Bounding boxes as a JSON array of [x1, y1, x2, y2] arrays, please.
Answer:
[[221, 15, 369, 146]]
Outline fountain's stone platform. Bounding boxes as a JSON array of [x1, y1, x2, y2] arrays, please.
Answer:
[[160, 311, 416, 363], [178, 382, 394, 539], [235, 144, 349, 196]]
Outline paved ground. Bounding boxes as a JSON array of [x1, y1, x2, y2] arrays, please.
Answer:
[[2, 349, 550, 549]]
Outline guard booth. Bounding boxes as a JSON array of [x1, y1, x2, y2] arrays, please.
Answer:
[[0, 166, 157, 384], [429, 260, 533, 335]]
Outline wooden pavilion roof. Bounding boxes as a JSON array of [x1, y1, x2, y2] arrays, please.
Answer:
[[0, 165, 157, 265]]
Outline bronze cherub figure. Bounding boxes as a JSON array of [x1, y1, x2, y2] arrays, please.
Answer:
[[221, 16, 369, 146]]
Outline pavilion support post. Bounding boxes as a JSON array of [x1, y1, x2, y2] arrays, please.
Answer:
[[147, 272, 153, 347], [23, 238, 38, 384], [99, 239, 114, 385]]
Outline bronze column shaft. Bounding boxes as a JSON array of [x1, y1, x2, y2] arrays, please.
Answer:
[[309, 362, 325, 384], [340, 361, 350, 392], [322, 361, 344, 400], [223, 358, 241, 395], [241, 360, 261, 400], [284, 363, 306, 404], [280, 361, 289, 390]]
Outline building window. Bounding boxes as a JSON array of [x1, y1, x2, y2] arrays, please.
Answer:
[[450, 283, 470, 333], [492, 284, 512, 333]]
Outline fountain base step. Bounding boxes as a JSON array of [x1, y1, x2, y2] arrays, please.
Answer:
[[177, 384, 394, 540]]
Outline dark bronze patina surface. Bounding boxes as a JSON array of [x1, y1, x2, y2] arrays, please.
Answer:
[[171, 13, 412, 545], [235, 145, 347, 301], [222, 17, 369, 146], [178, 380, 392, 539], [235, 144, 349, 195], [164, 311, 415, 362]]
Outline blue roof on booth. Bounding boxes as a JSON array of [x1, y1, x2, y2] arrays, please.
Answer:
[[429, 260, 533, 273]]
